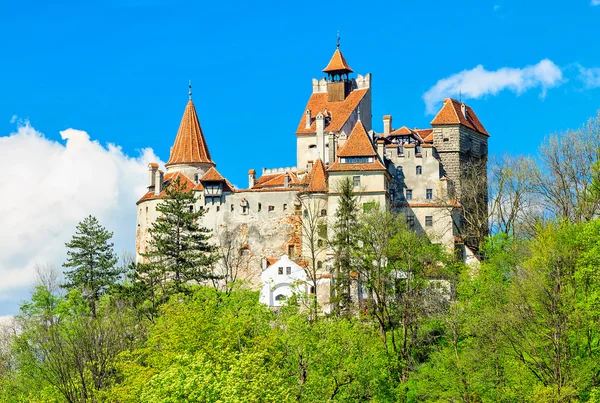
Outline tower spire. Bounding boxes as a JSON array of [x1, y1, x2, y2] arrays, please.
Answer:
[[336, 30, 340, 48], [188, 80, 192, 100]]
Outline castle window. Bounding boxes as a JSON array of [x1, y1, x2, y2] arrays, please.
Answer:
[[353, 176, 360, 187], [217, 206, 220, 212], [321, 209, 327, 217], [269, 205, 275, 212], [310, 286, 316, 294], [283, 204, 288, 210], [426, 189, 433, 200], [317, 261, 323, 269], [231, 204, 234, 212], [275, 294, 286, 301], [288, 245, 295, 258], [309, 144, 317, 149], [426, 216, 433, 227], [304, 209, 309, 218], [406, 214, 415, 229], [286, 267, 291, 275], [194, 173, 199, 183], [278, 267, 283, 275], [258, 203, 262, 212], [406, 189, 413, 200], [242, 206, 248, 214], [317, 239, 323, 247], [416, 166, 422, 175], [189, 205, 194, 212]]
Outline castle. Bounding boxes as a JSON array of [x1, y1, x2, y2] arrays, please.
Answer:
[[136, 44, 489, 307]]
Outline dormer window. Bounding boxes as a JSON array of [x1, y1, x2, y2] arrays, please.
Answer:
[[341, 157, 374, 164]]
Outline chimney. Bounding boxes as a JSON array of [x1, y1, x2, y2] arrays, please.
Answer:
[[383, 115, 392, 135], [248, 169, 256, 188], [328, 131, 336, 164], [307, 160, 314, 172], [305, 109, 312, 129], [284, 173, 289, 188], [148, 162, 158, 188], [154, 170, 164, 195], [316, 112, 325, 136], [377, 139, 385, 162], [461, 103, 467, 119]]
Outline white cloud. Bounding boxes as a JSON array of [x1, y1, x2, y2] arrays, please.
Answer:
[[0, 122, 163, 315], [423, 59, 563, 114], [577, 64, 600, 88], [592, 0, 600, 6], [9, 115, 17, 124]]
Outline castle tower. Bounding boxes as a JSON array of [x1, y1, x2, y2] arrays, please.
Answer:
[[296, 44, 372, 170], [165, 96, 215, 180]]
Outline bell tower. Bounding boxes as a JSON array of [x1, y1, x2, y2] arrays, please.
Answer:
[[323, 36, 353, 102]]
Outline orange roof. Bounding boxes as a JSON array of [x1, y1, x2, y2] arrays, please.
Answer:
[[200, 167, 225, 182], [389, 126, 414, 136], [266, 257, 279, 267], [166, 100, 215, 166], [296, 89, 368, 135], [252, 171, 301, 189], [337, 121, 377, 157], [328, 160, 387, 172], [301, 159, 328, 193], [322, 48, 353, 73], [430, 98, 489, 136], [137, 171, 198, 204], [417, 129, 434, 143], [148, 162, 159, 168]]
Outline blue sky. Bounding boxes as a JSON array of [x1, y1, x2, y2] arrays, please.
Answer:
[[1, 0, 599, 315]]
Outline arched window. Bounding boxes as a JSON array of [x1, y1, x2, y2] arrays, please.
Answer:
[[416, 165, 422, 175], [275, 294, 287, 301], [258, 203, 262, 212]]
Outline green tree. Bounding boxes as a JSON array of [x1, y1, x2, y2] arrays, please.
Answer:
[[62, 215, 120, 317], [329, 176, 360, 316], [141, 176, 217, 295]]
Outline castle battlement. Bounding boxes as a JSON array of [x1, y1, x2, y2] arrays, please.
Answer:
[[262, 167, 298, 175]]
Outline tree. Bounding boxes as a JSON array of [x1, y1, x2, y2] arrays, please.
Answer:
[[213, 222, 252, 296], [141, 176, 217, 295], [329, 176, 360, 316], [62, 215, 120, 317]]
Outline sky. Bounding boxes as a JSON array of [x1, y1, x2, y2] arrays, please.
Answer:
[[1, 0, 600, 316]]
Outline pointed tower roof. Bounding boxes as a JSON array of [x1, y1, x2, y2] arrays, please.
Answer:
[[337, 121, 377, 157], [323, 48, 353, 73], [430, 98, 489, 136], [166, 100, 214, 167], [302, 159, 329, 193]]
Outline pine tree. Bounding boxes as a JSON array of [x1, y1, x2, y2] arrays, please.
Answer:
[[141, 176, 217, 295], [62, 215, 120, 316], [329, 176, 359, 316]]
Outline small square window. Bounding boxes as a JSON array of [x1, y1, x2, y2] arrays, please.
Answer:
[[406, 189, 412, 200], [407, 215, 415, 228], [286, 267, 291, 275], [425, 216, 433, 227], [268, 205, 275, 212], [426, 189, 433, 200], [278, 267, 283, 275], [216, 206, 220, 212], [283, 204, 288, 210], [321, 209, 327, 217], [317, 261, 323, 269], [242, 206, 248, 214], [353, 176, 360, 187], [189, 205, 194, 212]]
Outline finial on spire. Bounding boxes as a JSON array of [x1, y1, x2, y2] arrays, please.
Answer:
[[336, 30, 340, 48], [188, 80, 192, 100]]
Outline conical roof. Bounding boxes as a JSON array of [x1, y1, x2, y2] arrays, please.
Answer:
[[302, 159, 328, 193], [323, 48, 353, 73], [166, 100, 214, 166]]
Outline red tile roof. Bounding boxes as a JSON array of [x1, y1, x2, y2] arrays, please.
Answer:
[[252, 171, 301, 189], [337, 121, 377, 157], [322, 48, 353, 73], [328, 160, 386, 172], [148, 162, 159, 168], [301, 159, 328, 193], [200, 167, 226, 182], [390, 126, 414, 136], [137, 171, 198, 204], [296, 89, 368, 135], [166, 100, 215, 166], [430, 98, 489, 136]]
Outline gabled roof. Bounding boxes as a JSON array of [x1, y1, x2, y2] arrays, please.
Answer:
[[416, 129, 433, 143], [389, 126, 414, 136], [200, 167, 225, 182], [337, 121, 377, 157], [137, 171, 198, 204], [166, 100, 215, 166], [322, 48, 353, 73], [301, 159, 328, 193], [430, 98, 489, 136], [296, 89, 368, 135]]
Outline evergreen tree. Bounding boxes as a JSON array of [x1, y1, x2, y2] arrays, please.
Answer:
[[141, 176, 217, 295], [329, 176, 359, 316], [62, 215, 120, 316]]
